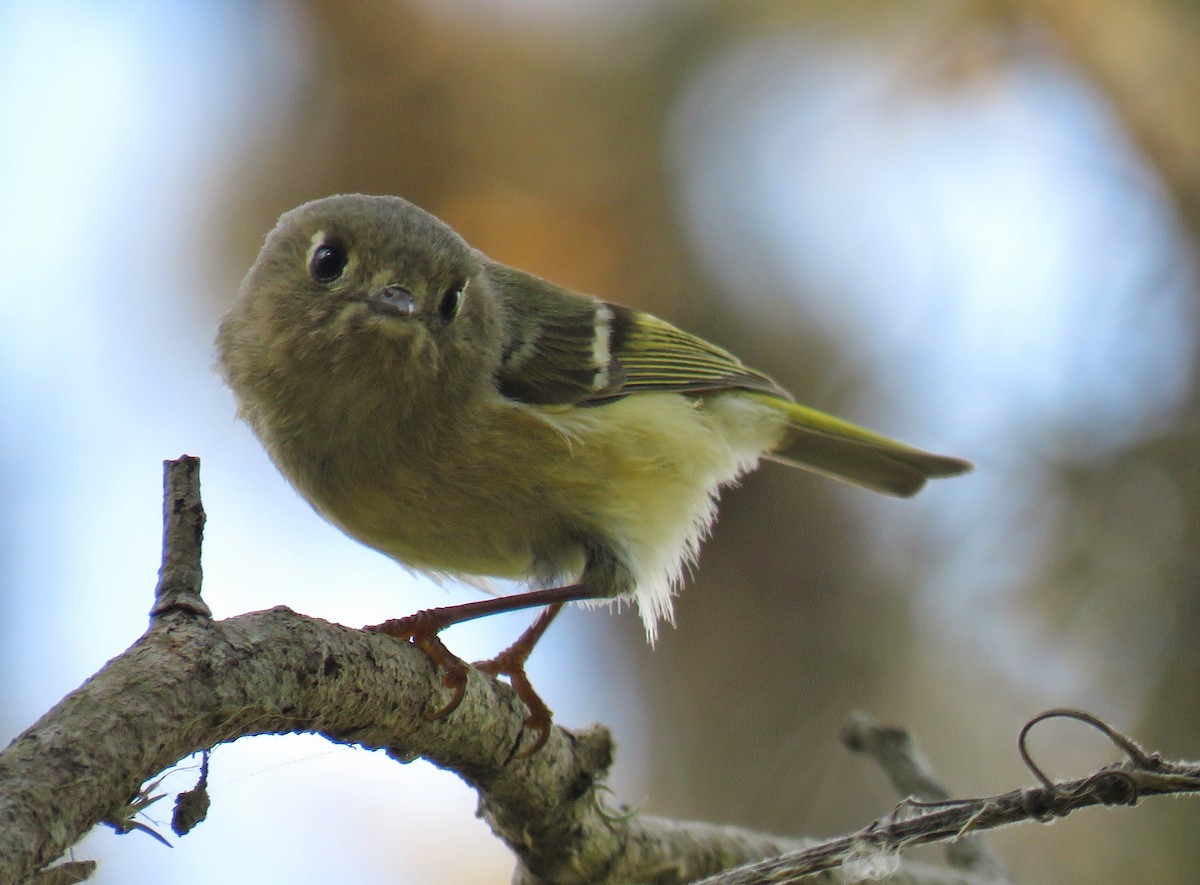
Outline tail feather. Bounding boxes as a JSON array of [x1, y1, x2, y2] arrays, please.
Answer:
[[757, 396, 973, 498]]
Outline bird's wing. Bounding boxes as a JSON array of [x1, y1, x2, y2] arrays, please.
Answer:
[[488, 264, 973, 497], [491, 263, 788, 406], [493, 294, 624, 405], [595, 307, 790, 402]]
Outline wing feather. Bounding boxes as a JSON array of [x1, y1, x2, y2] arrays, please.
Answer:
[[490, 261, 784, 405], [588, 308, 791, 402]]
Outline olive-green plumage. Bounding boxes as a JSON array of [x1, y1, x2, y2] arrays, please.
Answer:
[[217, 194, 971, 638]]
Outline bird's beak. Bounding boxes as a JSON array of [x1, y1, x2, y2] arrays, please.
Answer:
[[366, 285, 417, 318]]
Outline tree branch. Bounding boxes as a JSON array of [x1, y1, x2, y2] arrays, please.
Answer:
[[0, 457, 808, 884], [3, 458, 1198, 884], [841, 712, 1005, 879], [2, 588, 817, 883], [150, 455, 211, 619], [695, 709, 1200, 884]]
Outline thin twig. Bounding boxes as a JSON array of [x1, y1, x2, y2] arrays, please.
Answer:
[[150, 456, 211, 619], [842, 712, 1006, 879], [696, 711, 1200, 884]]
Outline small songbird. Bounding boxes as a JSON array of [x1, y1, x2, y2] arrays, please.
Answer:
[[217, 194, 971, 754]]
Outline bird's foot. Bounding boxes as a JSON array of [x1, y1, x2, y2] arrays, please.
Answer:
[[367, 610, 470, 720], [475, 642, 553, 759], [367, 599, 570, 757]]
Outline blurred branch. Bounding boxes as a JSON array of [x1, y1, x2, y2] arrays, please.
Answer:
[[2, 459, 1198, 884], [698, 708, 1200, 884], [1011, 0, 1200, 233], [842, 712, 1005, 879]]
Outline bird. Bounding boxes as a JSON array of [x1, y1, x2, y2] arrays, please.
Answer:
[[216, 193, 972, 756]]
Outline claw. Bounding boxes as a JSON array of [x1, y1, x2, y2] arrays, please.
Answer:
[[367, 611, 469, 720], [415, 633, 469, 720], [476, 647, 553, 758], [367, 602, 568, 758]]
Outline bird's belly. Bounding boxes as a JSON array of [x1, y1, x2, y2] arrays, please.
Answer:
[[304, 449, 568, 582], [273, 391, 787, 625]]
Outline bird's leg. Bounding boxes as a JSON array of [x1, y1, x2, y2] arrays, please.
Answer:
[[366, 583, 611, 738], [475, 602, 564, 758]]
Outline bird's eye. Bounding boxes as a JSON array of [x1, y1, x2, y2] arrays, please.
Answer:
[[438, 282, 464, 323], [310, 243, 347, 283]]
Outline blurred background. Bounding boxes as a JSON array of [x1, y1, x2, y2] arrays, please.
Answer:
[[2, 0, 1198, 882]]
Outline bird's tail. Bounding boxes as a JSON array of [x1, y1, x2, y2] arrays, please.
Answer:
[[752, 394, 973, 498]]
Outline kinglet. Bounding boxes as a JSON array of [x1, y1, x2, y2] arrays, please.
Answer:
[[217, 194, 971, 754]]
